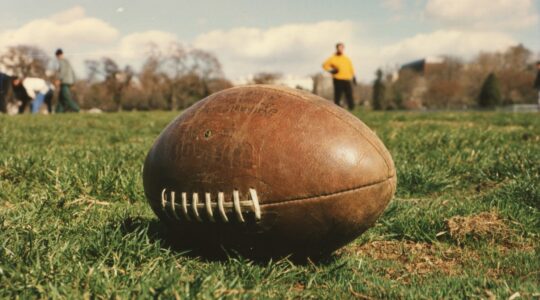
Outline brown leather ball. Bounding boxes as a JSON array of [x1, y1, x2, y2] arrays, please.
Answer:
[[143, 85, 396, 259]]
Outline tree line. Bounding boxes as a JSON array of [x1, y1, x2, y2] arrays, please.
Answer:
[[1, 43, 537, 112], [372, 44, 538, 110], [0, 43, 233, 111]]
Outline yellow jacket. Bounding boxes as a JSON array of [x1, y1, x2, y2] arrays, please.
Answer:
[[322, 54, 355, 80]]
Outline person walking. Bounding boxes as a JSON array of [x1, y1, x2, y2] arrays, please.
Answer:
[[322, 42, 357, 110], [55, 49, 79, 113], [534, 61, 540, 109], [11, 76, 55, 114]]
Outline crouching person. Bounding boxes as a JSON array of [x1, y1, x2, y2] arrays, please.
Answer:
[[12, 77, 55, 114]]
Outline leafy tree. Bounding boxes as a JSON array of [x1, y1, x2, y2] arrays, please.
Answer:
[[478, 73, 502, 108], [372, 69, 385, 110]]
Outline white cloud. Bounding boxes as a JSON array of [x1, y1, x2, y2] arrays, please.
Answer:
[[0, 6, 119, 51], [116, 31, 178, 60], [425, 0, 539, 30], [192, 21, 520, 82], [0, 7, 181, 77], [382, 0, 403, 11], [0, 6, 529, 83], [380, 30, 516, 65], [194, 21, 360, 79], [49, 6, 86, 23]]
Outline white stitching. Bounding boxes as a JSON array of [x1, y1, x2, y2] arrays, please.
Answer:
[[161, 189, 260, 223], [181, 192, 191, 221], [249, 188, 261, 220], [192, 193, 202, 222], [161, 189, 167, 209], [218, 192, 228, 222], [170, 191, 180, 219], [205, 192, 215, 222], [233, 190, 245, 222]]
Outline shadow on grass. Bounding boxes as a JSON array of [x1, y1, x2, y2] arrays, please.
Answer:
[[117, 216, 342, 265]]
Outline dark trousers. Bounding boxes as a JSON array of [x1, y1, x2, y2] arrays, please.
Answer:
[[333, 79, 354, 110], [0, 93, 6, 113], [44, 90, 54, 113], [56, 84, 80, 113], [0, 74, 8, 113], [18, 98, 31, 114]]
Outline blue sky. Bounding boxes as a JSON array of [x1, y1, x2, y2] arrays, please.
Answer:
[[1, 0, 539, 83]]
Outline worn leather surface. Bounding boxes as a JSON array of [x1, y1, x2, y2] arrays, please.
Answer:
[[143, 85, 396, 259]]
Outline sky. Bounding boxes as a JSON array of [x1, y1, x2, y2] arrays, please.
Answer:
[[1, 0, 539, 85]]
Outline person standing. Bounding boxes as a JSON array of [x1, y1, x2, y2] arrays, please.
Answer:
[[55, 49, 79, 113], [11, 77, 55, 114], [322, 42, 357, 110], [0, 72, 10, 113], [534, 61, 540, 109]]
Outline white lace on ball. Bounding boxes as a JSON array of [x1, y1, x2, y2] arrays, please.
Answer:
[[160, 188, 261, 223]]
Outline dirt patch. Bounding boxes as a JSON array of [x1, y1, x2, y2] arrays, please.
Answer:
[[446, 211, 512, 245], [474, 180, 505, 193], [343, 241, 473, 281], [291, 282, 305, 292]]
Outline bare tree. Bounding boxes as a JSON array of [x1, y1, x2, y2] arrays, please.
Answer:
[[84, 59, 101, 82], [251, 72, 282, 84], [139, 52, 168, 109], [188, 48, 224, 80], [78, 42, 230, 111], [497, 44, 535, 104], [0, 45, 50, 77], [206, 78, 233, 94], [160, 44, 226, 109], [392, 69, 419, 109], [83, 57, 133, 111], [423, 57, 465, 108], [163, 43, 188, 110], [467, 44, 535, 104]]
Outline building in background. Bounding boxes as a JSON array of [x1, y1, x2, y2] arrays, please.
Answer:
[[399, 56, 444, 76]]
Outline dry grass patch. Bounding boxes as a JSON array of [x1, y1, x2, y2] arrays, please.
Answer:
[[344, 241, 474, 281], [474, 180, 509, 194], [446, 211, 512, 245], [0, 201, 15, 212]]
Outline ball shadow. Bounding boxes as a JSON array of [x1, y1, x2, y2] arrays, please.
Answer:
[[118, 216, 341, 265]]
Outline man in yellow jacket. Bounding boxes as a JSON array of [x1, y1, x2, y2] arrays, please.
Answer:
[[322, 42, 356, 110]]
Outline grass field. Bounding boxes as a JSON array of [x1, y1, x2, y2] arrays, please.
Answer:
[[0, 110, 538, 299]]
